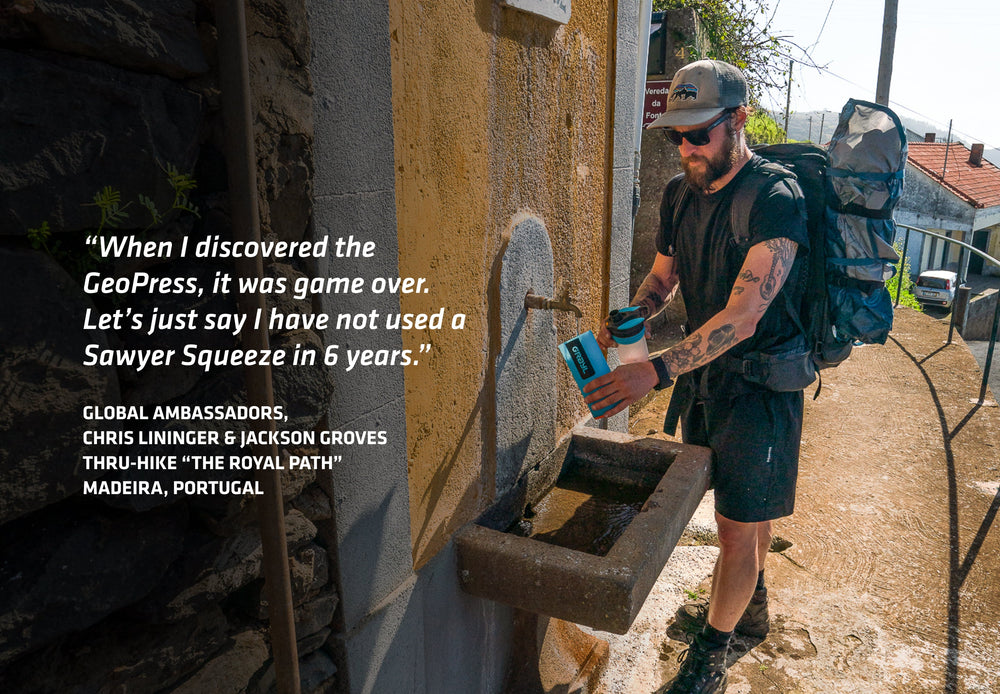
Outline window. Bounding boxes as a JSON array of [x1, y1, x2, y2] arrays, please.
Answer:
[[647, 12, 666, 76]]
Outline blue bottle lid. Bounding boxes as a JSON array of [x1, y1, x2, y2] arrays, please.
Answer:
[[606, 307, 645, 345]]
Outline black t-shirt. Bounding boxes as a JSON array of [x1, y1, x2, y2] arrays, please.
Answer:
[[656, 155, 809, 359]]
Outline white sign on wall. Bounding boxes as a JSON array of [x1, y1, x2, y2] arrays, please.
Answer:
[[501, 0, 571, 24]]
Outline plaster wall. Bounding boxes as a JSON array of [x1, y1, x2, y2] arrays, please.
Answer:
[[308, 1, 641, 691], [962, 290, 1000, 340], [974, 208, 1000, 231], [389, 0, 616, 569], [897, 165, 975, 233], [307, 2, 419, 691], [987, 227, 1000, 277]]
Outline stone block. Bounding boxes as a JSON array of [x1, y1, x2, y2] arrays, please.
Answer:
[[307, 0, 395, 198], [0, 50, 202, 235], [316, 398, 413, 630], [0, 0, 207, 78], [0, 248, 119, 523], [455, 429, 711, 634], [331, 576, 425, 694], [0, 504, 187, 665], [496, 215, 557, 494]]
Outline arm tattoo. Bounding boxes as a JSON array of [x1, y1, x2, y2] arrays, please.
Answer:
[[739, 269, 760, 283], [661, 323, 737, 377], [632, 272, 673, 318], [662, 333, 703, 374], [765, 237, 796, 265], [632, 287, 664, 318], [760, 238, 795, 303], [706, 324, 736, 356]]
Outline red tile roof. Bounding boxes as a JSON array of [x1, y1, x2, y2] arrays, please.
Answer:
[[907, 142, 1000, 209]]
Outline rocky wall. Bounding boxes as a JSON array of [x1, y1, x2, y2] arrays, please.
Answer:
[[0, 1, 338, 691]]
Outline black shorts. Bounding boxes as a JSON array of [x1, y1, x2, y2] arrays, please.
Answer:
[[679, 389, 803, 523]]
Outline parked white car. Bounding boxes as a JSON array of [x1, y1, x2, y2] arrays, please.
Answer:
[[914, 269, 959, 308]]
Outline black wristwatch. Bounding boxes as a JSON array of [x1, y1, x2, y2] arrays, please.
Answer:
[[651, 356, 674, 391]]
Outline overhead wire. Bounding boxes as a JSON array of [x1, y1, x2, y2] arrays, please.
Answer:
[[768, 52, 1000, 152], [809, 0, 837, 51], [767, 1, 999, 152]]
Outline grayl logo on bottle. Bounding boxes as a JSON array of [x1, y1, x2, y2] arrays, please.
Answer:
[[566, 337, 595, 380]]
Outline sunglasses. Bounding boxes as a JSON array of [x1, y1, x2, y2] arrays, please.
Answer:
[[662, 110, 733, 147]]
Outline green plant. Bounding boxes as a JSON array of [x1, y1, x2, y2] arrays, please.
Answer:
[[744, 109, 786, 145], [84, 185, 131, 234], [27, 162, 200, 280], [652, 0, 800, 107], [683, 586, 707, 601], [27, 220, 54, 254], [163, 161, 200, 218], [887, 240, 922, 311], [138, 194, 163, 227]]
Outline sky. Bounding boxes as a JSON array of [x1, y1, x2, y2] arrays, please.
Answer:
[[758, 0, 1000, 149]]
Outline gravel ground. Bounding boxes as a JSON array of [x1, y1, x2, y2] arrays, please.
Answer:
[[586, 307, 1000, 693]]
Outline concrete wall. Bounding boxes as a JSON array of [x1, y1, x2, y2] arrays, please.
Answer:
[[897, 165, 976, 234], [308, 0, 642, 692], [896, 165, 1000, 278], [986, 225, 1000, 277], [896, 165, 980, 275], [307, 2, 418, 691], [963, 290, 1000, 341]]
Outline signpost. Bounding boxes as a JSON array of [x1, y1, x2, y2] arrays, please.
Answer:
[[643, 80, 671, 128]]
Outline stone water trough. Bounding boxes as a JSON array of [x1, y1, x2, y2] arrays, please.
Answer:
[[455, 428, 711, 634]]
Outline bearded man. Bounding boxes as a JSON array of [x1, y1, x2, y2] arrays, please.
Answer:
[[584, 60, 810, 694]]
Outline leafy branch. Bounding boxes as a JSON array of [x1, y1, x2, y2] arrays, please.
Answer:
[[652, 0, 822, 108], [27, 220, 55, 254], [83, 185, 132, 234], [27, 162, 201, 276]]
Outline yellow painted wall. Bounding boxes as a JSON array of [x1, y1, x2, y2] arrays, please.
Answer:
[[390, 0, 614, 568]]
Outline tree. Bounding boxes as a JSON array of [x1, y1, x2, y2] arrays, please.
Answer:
[[653, 0, 794, 108], [744, 110, 786, 146]]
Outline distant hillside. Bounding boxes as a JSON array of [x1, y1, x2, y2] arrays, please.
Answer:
[[773, 110, 1000, 168]]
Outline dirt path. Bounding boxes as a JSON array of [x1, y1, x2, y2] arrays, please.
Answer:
[[599, 307, 1000, 693]]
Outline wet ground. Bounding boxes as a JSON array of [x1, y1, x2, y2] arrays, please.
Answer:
[[594, 306, 1000, 693]]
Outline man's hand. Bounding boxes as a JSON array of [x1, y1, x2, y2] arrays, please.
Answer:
[[596, 323, 615, 350], [597, 306, 652, 350], [582, 361, 658, 419]]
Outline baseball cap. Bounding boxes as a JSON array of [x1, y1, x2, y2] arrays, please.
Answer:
[[648, 60, 747, 129]]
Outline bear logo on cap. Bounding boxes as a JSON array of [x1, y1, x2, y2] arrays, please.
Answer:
[[670, 83, 699, 101]]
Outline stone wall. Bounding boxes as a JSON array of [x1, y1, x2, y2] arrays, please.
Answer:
[[0, 1, 339, 691]]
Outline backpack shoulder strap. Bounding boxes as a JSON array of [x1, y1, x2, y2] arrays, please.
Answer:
[[670, 176, 692, 236], [728, 159, 797, 248], [727, 160, 807, 336]]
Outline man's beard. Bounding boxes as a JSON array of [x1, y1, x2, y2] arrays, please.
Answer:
[[681, 124, 739, 192]]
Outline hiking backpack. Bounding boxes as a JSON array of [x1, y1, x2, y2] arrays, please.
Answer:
[[671, 99, 908, 392]]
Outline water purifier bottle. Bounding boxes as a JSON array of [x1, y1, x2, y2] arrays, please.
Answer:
[[559, 330, 621, 418], [605, 307, 648, 363]]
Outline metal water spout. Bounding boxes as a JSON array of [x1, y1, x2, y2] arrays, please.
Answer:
[[524, 283, 582, 318]]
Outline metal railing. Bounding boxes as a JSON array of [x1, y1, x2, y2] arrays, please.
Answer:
[[896, 223, 1000, 403]]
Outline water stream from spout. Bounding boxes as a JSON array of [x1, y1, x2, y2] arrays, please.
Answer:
[[508, 466, 652, 556]]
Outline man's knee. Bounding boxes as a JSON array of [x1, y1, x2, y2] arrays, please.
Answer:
[[715, 512, 761, 554]]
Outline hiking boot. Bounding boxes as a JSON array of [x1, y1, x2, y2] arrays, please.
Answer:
[[673, 589, 769, 639], [659, 633, 728, 694]]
